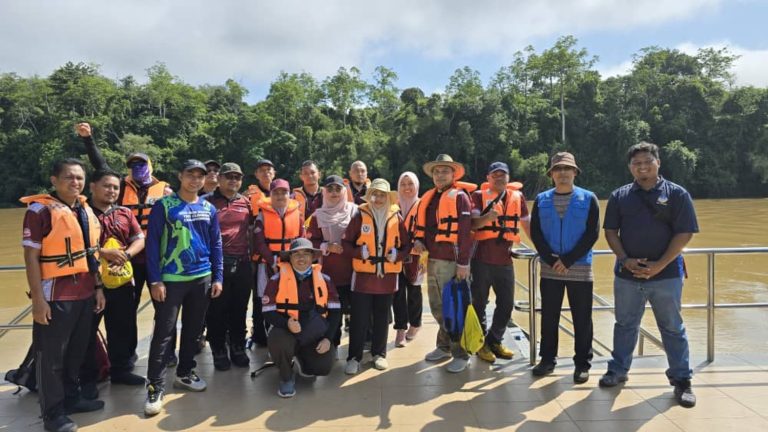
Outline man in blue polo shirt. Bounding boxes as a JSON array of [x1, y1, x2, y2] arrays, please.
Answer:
[[599, 142, 699, 408]]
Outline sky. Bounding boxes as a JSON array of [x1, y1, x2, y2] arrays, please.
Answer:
[[1, 0, 767, 103]]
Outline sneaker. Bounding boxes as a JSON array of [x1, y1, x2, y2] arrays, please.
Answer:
[[598, 371, 628, 387], [43, 415, 77, 432], [532, 361, 556, 377], [446, 357, 470, 373], [489, 343, 514, 360], [345, 359, 360, 375], [293, 357, 316, 379], [405, 326, 420, 341], [230, 345, 250, 368], [165, 353, 178, 368], [64, 398, 104, 414], [277, 378, 296, 398], [212, 348, 231, 371], [144, 385, 164, 416], [373, 355, 389, 370], [111, 372, 146, 386], [395, 330, 407, 348], [476, 345, 497, 363], [672, 379, 696, 408], [573, 369, 590, 384], [173, 370, 207, 392], [80, 381, 99, 400], [425, 348, 451, 362]]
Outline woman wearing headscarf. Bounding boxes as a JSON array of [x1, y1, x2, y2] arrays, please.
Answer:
[[342, 179, 411, 374], [393, 172, 424, 347], [307, 175, 357, 346]]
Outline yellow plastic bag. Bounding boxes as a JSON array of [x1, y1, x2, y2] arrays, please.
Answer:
[[100, 237, 133, 289], [460, 304, 485, 354]]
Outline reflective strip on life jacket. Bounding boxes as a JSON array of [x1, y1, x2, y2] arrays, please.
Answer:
[[352, 204, 403, 274]]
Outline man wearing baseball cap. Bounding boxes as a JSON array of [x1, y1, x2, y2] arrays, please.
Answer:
[[143, 159, 223, 416], [203, 163, 253, 371], [470, 161, 530, 364]]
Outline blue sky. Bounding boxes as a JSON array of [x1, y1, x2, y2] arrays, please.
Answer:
[[1, 0, 766, 104]]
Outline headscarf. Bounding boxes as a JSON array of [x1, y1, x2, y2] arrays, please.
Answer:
[[314, 184, 357, 244], [366, 181, 394, 278], [397, 171, 420, 217], [130, 161, 153, 186]]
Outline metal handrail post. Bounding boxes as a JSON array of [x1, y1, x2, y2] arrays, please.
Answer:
[[528, 257, 538, 365], [707, 253, 715, 362]]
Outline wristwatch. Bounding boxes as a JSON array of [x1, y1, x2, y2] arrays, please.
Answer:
[[125, 251, 132, 260]]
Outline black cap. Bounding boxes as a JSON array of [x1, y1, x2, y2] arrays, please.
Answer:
[[125, 153, 149, 167], [181, 159, 207, 174], [203, 160, 221, 170], [323, 175, 345, 188], [487, 161, 509, 174], [255, 159, 274, 169]]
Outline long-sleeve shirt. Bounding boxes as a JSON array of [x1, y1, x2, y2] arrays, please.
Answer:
[[203, 189, 251, 258], [252, 210, 306, 264], [307, 215, 354, 287], [470, 191, 529, 266], [145, 193, 223, 284], [421, 189, 473, 266]]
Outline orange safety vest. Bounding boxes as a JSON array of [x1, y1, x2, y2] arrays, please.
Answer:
[[120, 178, 168, 233], [260, 199, 302, 254], [343, 178, 371, 203], [455, 181, 478, 195], [352, 204, 403, 274], [474, 185, 522, 243], [401, 200, 421, 256], [20, 194, 101, 279], [248, 184, 270, 216], [275, 262, 328, 319], [415, 186, 465, 243]]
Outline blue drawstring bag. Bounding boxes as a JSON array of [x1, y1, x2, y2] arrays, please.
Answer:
[[441, 278, 471, 341]]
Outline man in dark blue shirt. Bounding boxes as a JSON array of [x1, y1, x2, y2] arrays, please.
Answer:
[[599, 142, 699, 408]]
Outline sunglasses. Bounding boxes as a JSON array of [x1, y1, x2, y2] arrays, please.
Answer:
[[325, 185, 343, 192]]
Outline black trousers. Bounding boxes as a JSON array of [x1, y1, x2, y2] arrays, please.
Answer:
[[81, 284, 138, 384], [207, 260, 253, 350], [470, 260, 514, 345], [538, 277, 594, 370], [393, 273, 423, 330], [348, 292, 393, 361], [268, 327, 336, 381], [34, 297, 94, 420], [147, 276, 211, 389], [134, 262, 177, 361]]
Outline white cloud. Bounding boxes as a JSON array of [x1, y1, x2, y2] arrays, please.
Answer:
[[0, 0, 723, 86], [598, 59, 635, 79]]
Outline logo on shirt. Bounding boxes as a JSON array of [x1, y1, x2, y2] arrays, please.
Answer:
[[361, 224, 372, 234], [261, 296, 270, 305]]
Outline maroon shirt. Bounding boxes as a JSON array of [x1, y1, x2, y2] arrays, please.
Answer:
[[420, 188, 473, 266], [94, 205, 143, 247], [22, 201, 96, 301], [253, 209, 306, 264], [205, 190, 252, 258], [471, 191, 529, 266], [342, 209, 412, 295], [307, 216, 353, 287]]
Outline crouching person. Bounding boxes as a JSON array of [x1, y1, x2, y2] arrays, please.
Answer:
[[263, 238, 341, 398]]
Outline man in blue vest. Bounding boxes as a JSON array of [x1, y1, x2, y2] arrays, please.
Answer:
[[529, 152, 599, 383], [599, 142, 699, 408]]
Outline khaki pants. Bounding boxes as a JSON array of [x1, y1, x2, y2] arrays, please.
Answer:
[[427, 258, 469, 359]]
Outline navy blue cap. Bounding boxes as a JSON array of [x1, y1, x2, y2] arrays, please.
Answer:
[[255, 159, 274, 168], [488, 161, 509, 174], [323, 175, 345, 187], [181, 159, 207, 174]]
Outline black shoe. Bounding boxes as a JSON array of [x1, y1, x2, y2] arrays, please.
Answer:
[[212, 348, 231, 371], [111, 372, 146, 386], [230, 345, 250, 368], [43, 415, 77, 432], [80, 381, 99, 400], [64, 398, 105, 414], [672, 379, 697, 408], [532, 361, 556, 377], [573, 369, 590, 384], [598, 370, 629, 387]]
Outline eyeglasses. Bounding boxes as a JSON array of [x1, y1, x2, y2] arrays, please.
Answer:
[[223, 173, 242, 181]]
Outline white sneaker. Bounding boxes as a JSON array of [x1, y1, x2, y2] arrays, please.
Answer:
[[425, 348, 451, 362], [345, 359, 360, 375], [173, 370, 207, 392], [144, 385, 164, 416], [373, 355, 389, 370], [446, 357, 470, 373]]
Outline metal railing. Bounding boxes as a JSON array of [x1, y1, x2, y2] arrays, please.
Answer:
[[514, 246, 768, 365]]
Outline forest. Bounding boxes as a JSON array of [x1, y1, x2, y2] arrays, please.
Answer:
[[1, 36, 767, 204]]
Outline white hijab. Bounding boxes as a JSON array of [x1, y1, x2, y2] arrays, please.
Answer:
[[314, 184, 357, 243], [397, 171, 420, 216]]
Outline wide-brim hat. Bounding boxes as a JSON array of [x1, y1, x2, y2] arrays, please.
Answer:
[[422, 154, 465, 180], [279, 238, 322, 261], [547, 152, 581, 176], [363, 178, 398, 203]]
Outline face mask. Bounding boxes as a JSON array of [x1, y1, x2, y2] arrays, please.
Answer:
[[297, 266, 313, 280], [131, 162, 151, 185]]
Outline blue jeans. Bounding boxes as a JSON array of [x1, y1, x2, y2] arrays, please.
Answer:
[[607, 277, 692, 381]]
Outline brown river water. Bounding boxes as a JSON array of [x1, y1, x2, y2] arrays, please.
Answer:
[[1, 199, 766, 355]]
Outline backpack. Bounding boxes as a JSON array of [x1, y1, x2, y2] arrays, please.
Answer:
[[441, 278, 471, 341], [4, 344, 36, 394]]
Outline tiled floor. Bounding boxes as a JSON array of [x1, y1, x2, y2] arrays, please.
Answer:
[[2, 301, 768, 431]]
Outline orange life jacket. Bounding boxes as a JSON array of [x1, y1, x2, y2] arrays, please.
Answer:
[[455, 181, 478, 195], [260, 199, 302, 254], [20, 194, 101, 279], [120, 178, 168, 233], [292, 186, 319, 226], [415, 186, 464, 243], [343, 178, 371, 203], [401, 200, 421, 256], [275, 262, 328, 319], [352, 204, 403, 274], [479, 181, 523, 191], [474, 185, 522, 243], [248, 184, 270, 216]]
